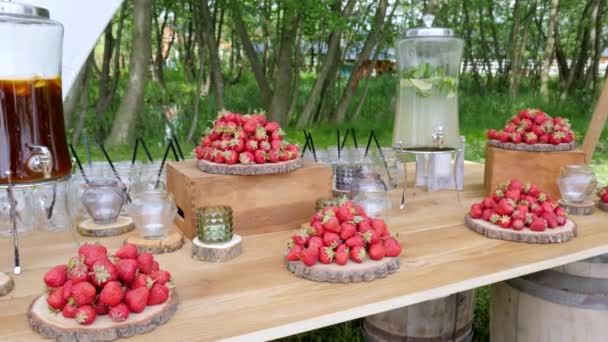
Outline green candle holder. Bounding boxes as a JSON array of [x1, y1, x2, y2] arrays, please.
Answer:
[[315, 197, 347, 211], [196, 206, 234, 243]]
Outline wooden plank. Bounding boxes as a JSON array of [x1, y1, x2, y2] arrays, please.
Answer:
[[4, 163, 608, 341], [582, 79, 608, 162]]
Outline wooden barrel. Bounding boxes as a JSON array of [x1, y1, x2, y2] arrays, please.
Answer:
[[363, 290, 475, 342], [491, 254, 608, 342]]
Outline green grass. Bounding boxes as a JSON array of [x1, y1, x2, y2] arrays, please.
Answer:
[[71, 72, 606, 342]]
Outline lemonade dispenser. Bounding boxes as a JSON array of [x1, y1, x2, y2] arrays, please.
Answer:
[[392, 14, 464, 151]]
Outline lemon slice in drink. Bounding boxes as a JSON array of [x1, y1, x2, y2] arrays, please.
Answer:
[[410, 79, 432, 91]]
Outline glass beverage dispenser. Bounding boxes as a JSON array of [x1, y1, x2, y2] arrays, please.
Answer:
[[0, 1, 71, 185], [392, 14, 464, 151]]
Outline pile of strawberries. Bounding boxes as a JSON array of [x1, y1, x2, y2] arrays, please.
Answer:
[[286, 201, 402, 266], [43, 243, 173, 325], [487, 108, 575, 145], [469, 180, 568, 231], [598, 186, 608, 203], [195, 110, 299, 165]]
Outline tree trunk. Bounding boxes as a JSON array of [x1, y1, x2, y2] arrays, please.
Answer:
[[268, 9, 300, 125], [63, 61, 89, 126], [334, 0, 388, 123], [297, 0, 357, 128], [487, 1, 503, 76], [462, 0, 480, 88], [560, 0, 594, 99], [107, 0, 152, 147], [509, 1, 535, 98], [197, 0, 225, 109], [152, 3, 169, 87], [72, 56, 92, 143], [231, 0, 272, 107], [540, 0, 559, 99]]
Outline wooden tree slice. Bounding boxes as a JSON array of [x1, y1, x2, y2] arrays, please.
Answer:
[[464, 214, 577, 244], [0, 272, 14, 297], [191, 235, 243, 262], [286, 257, 400, 283], [78, 216, 135, 237], [558, 199, 594, 216], [599, 201, 608, 212], [488, 139, 576, 152], [197, 158, 303, 175], [28, 291, 178, 341], [124, 232, 184, 254]]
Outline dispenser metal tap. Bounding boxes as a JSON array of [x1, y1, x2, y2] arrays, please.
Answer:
[[27, 145, 53, 178]]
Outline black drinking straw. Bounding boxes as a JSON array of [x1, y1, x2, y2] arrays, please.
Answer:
[[139, 138, 154, 163], [172, 134, 185, 160], [300, 136, 310, 158], [305, 130, 318, 162], [99, 143, 132, 203], [169, 140, 180, 161], [155, 141, 173, 188], [364, 130, 374, 158], [351, 128, 358, 149], [370, 130, 392, 185], [340, 128, 351, 151], [69, 144, 89, 184], [337, 129, 341, 160], [131, 138, 140, 166]]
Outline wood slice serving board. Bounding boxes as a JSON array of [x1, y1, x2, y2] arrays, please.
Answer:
[[28, 291, 178, 341], [286, 257, 400, 283], [78, 217, 135, 237], [465, 214, 577, 244], [487, 139, 575, 152], [599, 201, 608, 212], [124, 231, 185, 254], [0, 272, 14, 296], [197, 158, 303, 175]]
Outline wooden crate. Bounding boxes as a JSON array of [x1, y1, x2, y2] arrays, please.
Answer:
[[166, 160, 332, 238], [484, 144, 586, 199]]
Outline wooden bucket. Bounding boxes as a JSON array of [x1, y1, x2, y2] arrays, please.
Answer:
[[363, 290, 475, 342], [491, 254, 608, 342]]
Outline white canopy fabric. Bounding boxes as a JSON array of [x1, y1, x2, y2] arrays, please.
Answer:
[[27, 0, 124, 99]]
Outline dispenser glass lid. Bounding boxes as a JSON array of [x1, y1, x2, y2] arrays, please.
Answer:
[[404, 14, 454, 38], [0, 1, 50, 19]]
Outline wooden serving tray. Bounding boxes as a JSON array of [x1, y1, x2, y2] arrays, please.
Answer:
[[286, 257, 400, 283], [464, 214, 577, 244], [197, 158, 303, 175], [27, 291, 178, 341], [487, 139, 575, 152]]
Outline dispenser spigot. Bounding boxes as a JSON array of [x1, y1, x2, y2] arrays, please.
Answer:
[[27, 145, 53, 178]]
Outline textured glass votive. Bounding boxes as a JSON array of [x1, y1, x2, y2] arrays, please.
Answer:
[[196, 206, 234, 243]]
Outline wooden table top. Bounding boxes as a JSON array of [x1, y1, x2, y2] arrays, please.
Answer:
[[2, 162, 608, 341]]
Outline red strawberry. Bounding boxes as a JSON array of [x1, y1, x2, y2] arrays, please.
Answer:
[[271, 129, 285, 141], [498, 215, 512, 228], [511, 117, 522, 125], [212, 149, 226, 163], [254, 125, 268, 141], [505, 189, 521, 202], [67, 260, 89, 284], [47, 286, 67, 311], [307, 236, 324, 248], [336, 206, 355, 222], [243, 120, 258, 134], [531, 124, 545, 137], [71, 282, 96, 306], [44, 265, 68, 288], [319, 247, 335, 264], [357, 220, 373, 234], [540, 201, 554, 213], [530, 217, 547, 231], [339, 222, 357, 240], [509, 180, 523, 191], [550, 131, 565, 145], [497, 131, 510, 143], [555, 207, 567, 217], [228, 138, 245, 152], [512, 219, 525, 231], [115, 244, 139, 260], [292, 229, 309, 246], [323, 232, 340, 247], [489, 212, 501, 224], [524, 195, 538, 205], [109, 303, 130, 322], [298, 246, 319, 267], [245, 139, 258, 153], [322, 216, 341, 233], [130, 274, 153, 290], [267, 149, 281, 163], [75, 305, 97, 325], [524, 132, 538, 144], [124, 287, 150, 313], [201, 136, 213, 147], [286, 245, 303, 261], [137, 253, 155, 275], [335, 250, 349, 265], [254, 150, 267, 164], [252, 113, 267, 125], [470, 203, 483, 219], [482, 197, 497, 209], [271, 139, 284, 150], [512, 206, 528, 220], [492, 189, 505, 202], [223, 150, 239, 165], [537, 192, 548, 203], [487, 129, 497, 139], [116, 259, 138, 284], [279, 150, 291, 161], [524, 183, 540, 197], [239, 151, 255, 164], [510, 133, 522, 144], [79, 243, 107, 258], [62, 303, 78, 318], [99, 281, 124, 307], [369, 243, 386, 260], [94, 302, 109, 316], [530, 203, 544, 216], [265, 121, 280, 133], [533, 111, 549, 125], [148, 283, 170, 305], [541, 212, 558, 228], [285, 144, 299, 154], [62, 280, 73, 301], [90, 259, 118, 287], [336, 244, 348, 253], [539, 134, 550, 144], [349, 246, 367, 263], [152, 261, 160, 272], [310, 221, 324, 237], [384, 238, 402, 257], [259, 140, 272, 152], [562, 131, 574, 143], [504, 122, 517, 133], [556, 216, 567, 226], [482, 209, 493, 221], [345, 235, 365, 248], [496, 198, 515, 216], [371, 219, 387, 236]]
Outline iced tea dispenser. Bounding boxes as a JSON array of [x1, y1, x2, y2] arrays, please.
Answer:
[[0, 1, 71, 185], [392, 14, 464, 151]]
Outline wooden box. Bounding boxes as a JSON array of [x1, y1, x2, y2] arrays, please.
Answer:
[[166, 160, 332, 238], [484, 144, 587, 199]]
